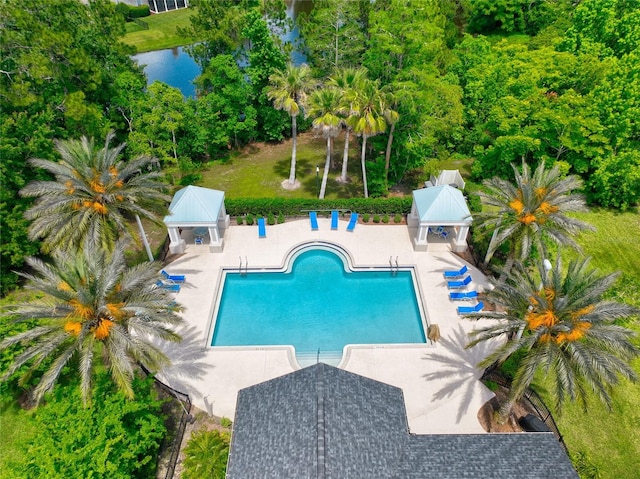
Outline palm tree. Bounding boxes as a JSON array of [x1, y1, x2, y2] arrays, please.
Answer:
[[266, 64, 313, 187], [307, 87, 342, 199], [476, 161, 593, 270], [328, 68, 367, 183], [382, 89, 400, 189], [466, 256, 639, 423], [182, 429, 230, 479], [20, 133, 170, 256], [347, 79, 398, 198], [0, 240, 184, 405]]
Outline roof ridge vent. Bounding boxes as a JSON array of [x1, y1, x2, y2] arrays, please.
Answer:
[[316, 364, 326, 479]]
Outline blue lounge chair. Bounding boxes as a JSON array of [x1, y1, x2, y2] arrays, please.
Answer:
[[346, 212, 358, 232], [258, 217, 266, 238], [443, 264, 468, 278], [429, 226, 449, 238], [156, 280, 180, 292], [447, 275, 472, 289], [161, 269, 186, 283], [309, 211, 319, 230], [331, 210, 339, 230], [449, 290, 478, 301], [457, 301, 484, 315]]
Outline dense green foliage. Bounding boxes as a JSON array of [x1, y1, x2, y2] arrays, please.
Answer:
[[3, 373, 166, 478], [182, 429, 230, 479], [0, 0, 144, 293]]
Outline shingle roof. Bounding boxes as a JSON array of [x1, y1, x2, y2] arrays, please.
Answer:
[[412, 185, 472, 223], [226, 364, 578, 479], [163, 185, 224, 224]]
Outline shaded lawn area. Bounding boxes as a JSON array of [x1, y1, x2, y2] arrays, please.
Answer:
[[534, 209, 640, 479], [0, 393, 38, 473], [121, 9, 199, 53], [198, 132, 363, 199]]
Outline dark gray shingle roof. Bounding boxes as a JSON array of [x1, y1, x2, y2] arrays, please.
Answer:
[[226, 363, 578, 479]]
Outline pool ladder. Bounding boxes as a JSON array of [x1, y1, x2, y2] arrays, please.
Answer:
[[389, 256, 399, 276], [239, 256, 248, 276]]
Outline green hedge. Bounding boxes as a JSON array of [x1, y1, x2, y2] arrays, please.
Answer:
[[116, 3, 150, 20], [225, 197, 412, 217]]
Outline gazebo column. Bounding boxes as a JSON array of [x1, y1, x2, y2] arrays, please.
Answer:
[[208, 226, 224, 252], [168, 226, 186, 254], [218, 204, 230, 230], [413, 223, 429, 252], [407, 202, 419, 228], [452, 225, 469, 252]]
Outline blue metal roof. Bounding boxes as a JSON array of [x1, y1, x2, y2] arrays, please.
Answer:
[[412, 185, 471, 223], [163, 185, 224, 224]]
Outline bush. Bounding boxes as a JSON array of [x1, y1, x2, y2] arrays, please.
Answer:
[[116, 3, 150, 20], [362, 213, 370, 223], [382, 214, 389, 224], [220, 417, 232, 428], [267, 212, 276, 225], [394, 213, 403, 223], [245, 214, 254, 226], [236, 216, 243, 225], [182, 429, 230, 479], [12, 373, 166, 479], [129, 5, 150, 18], [464, 180, 484, 213], [277, 211, 285, 224], [373, 214, 381, 223]]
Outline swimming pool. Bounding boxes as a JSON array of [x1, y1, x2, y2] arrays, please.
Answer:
[[210, 245, 427, 359]]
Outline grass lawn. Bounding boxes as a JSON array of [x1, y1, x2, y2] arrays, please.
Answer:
[[121, 9, 199, 53], [533, 209, 640, 479], [198, 131, 364, 199], [0, 394, 37, 472]]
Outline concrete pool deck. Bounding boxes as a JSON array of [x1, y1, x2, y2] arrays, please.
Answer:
[[156, 217, 502, 434]]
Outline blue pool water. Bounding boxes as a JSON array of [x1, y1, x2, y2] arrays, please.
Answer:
[[211, 248, 426, 354]]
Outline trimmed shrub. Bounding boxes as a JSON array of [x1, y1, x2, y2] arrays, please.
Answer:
[[373, 214, 381, 223], [394, 213, 403, 223], [245, 214, 254, 226], [362, 213, 370, 223], [382, 214, 389, 224], [128, 5, 150, 18], [116, 4, 150, 20], [277, 211, 285, 224], [267, 212, 276, 225], [236, 216, 243, 225], [224, 197, 412, 218]]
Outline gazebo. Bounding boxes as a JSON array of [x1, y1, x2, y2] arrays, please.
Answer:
[[163, 186, 230, 253], [407, 185, 472, 252]]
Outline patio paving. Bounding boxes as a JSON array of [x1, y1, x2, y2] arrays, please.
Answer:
[[156, 216, 502, 434]]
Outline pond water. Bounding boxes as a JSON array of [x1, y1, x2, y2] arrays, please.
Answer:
[[133, 0, 313, 97], [133, 47, 200, 97]]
